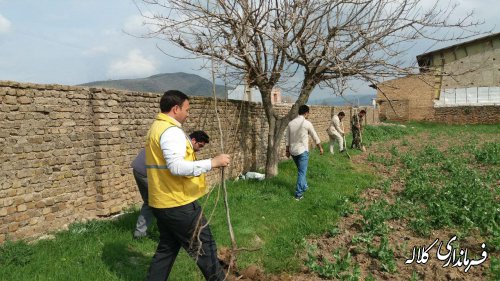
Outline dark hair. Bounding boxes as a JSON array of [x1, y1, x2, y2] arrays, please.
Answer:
[[298, 105, 310, 115], [338, 111, 345, 117], [189, 130, 210, 144], [160, 90, 189, 112], [359, 110, 366, 115]]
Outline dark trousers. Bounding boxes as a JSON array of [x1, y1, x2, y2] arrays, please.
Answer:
[[146, 201, 225, 281], [133, 170, 153, 236], [351, 128, 361, 149]]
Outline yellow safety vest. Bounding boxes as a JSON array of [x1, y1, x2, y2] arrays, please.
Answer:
[[145, 113, 207, 208]]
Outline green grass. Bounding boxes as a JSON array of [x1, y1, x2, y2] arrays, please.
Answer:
[[1, 122, 498, 280], [0, 142, 375, 281]]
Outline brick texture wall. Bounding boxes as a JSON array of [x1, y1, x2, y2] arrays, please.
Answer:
[[0, 81, 379, 242], [434, 106, 500, 124], [376, 74, 500, 123], [376, 75, 435, 121]]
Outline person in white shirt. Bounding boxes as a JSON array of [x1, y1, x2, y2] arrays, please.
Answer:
[[285, 105, 323, 200], [131, 131, 211, 239], [327, 111, 346, 154]]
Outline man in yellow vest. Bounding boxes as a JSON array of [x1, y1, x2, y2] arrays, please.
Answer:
[[145, 90, 230, 281], [131, 130, 211, 240]]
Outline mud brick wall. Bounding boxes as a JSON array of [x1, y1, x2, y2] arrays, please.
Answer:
[[0, 81, 379, 242], [90, 88, 159, 217], [376, 75, 435, 121], [376, 74, 500, 123], [183, 97, 269, 181], [0, 83, 100, 242], [434, 106, 500, 124]]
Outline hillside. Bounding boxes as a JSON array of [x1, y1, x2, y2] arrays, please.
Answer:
[[308, 93, 376, 106], [78, 72, 228, 97]]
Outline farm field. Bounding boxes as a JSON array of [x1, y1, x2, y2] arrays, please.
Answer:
[[294, 123, 499, 281], [0, 122, 498, 281]]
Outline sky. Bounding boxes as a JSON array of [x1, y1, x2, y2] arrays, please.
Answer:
[[0, 0, 498, 100]]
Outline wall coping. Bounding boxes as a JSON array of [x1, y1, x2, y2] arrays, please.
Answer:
[[434, 103, 500, 108]]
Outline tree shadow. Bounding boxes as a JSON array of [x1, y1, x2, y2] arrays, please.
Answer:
[[101, 241, 151, 281]]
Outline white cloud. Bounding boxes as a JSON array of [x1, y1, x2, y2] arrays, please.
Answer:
[[0, 14, 12, 33], [107, 49, 157, 79], [123, 12, 153, 35]]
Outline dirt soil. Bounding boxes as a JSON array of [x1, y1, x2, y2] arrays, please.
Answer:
[[222, 131, 498, 281]]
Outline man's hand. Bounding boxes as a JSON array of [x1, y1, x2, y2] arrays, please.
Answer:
[[317, 144, 324, 155], [211, 154, 230, 168]]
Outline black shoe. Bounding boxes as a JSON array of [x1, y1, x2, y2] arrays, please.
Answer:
[[340, 149, 346, 153], [295, 195, 304, 201]]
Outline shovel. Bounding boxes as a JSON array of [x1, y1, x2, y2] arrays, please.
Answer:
[[343, 134, 351, 159], [341, 122, 351, 159], [359, 128, 367, 152]]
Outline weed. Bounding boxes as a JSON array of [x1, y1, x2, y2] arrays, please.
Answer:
[[0, 241, 34, 266], [351, 232, 373, 246], [305, 245, 360, 280], [420, 145, 443, 163], [362, 124, 409, 145], [337, 197, 355, 217], [367, 153, 397, 166], [410, 271, 421, 281], [474, 142, 499, 165], [408, 217, 432, 237], [326, 226, 341, 238], [490, 256, 500, 281], [365, 273, 377, 281], [390, 145, 399, 157], [359, 201, 390, 235], [488, 226, 500, 251], [375, 179, 391, 193], [401, 153, 418, 169], [367, 153, 376, 162], [401, 138, 410, 146], [367, 236, 397, 273]]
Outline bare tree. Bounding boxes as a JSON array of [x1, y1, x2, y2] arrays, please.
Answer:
[[137, 0, 481, 177]]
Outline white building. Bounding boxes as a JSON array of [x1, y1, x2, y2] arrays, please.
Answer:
[[227, 86, 282, 104]]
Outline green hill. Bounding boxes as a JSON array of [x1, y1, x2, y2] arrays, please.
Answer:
[[78, 72, 229, 97], [309, 93, 376, 106]]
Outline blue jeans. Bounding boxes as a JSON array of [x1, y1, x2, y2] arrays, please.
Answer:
[[292, 151, 309, 198]]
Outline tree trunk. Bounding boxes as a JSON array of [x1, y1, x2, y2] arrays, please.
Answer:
[[264, 115, 279, 177], [264, 114, 288, 178], [264, 145, 280, 177]]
